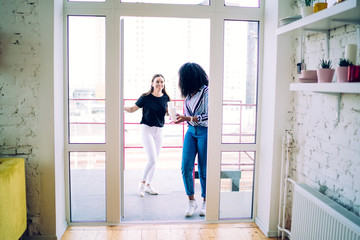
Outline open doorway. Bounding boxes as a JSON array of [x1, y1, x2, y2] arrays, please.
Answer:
[[121, 16, 210, 222], [66, 12, 260, 224]]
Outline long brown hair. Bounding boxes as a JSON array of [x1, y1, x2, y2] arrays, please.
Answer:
[[141, 74, 171, 100]]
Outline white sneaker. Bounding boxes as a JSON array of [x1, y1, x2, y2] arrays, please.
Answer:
[[138, 183, 145, 197], [145, 185, 158, 195], [185, 200, 198, 217], [199, 201, 206, 216]]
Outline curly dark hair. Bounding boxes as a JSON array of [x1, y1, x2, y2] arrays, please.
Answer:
[[178, 62, 208, 98]]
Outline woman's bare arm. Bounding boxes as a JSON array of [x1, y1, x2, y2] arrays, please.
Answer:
[[124, 105, 140, 113]]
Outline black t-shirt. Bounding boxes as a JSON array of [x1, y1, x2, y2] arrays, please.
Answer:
[[135, 93, 170, 127]]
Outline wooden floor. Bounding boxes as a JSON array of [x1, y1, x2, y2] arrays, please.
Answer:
[[61, 222, 280, 240]]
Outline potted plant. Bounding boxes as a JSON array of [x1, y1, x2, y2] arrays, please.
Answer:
[[317, 59, 335, 83], [336, 58, 352, 82], [301, 0, 313, 17]]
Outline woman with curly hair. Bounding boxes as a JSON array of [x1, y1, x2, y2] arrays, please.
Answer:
[[174, 62, 209, 217]]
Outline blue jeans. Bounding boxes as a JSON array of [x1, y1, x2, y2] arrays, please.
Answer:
[[181, 125, 208, 198]]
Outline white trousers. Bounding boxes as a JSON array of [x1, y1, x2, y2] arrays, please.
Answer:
[[140, 124, 164, 184]]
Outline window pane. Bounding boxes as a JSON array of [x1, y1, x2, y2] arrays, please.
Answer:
[[225, 0, 259, 7], [68, 16, 106, 143], [70, 152, 106, 222], [121, 0, 209, 5], [69, 100, 105, 124], [69, 99, 105, 143], [222, 20, 258, 144], [219, 151, 255, 219], [69, 124, 105, 143]]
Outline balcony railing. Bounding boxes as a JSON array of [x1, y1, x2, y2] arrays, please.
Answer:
[[123, 99, 255, 172], [68, 98, 255, 173]]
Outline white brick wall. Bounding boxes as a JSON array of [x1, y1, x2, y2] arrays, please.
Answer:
[[0, 0, 41, 236], [1, 0, 359, 236], [289, 6, 360, 218]]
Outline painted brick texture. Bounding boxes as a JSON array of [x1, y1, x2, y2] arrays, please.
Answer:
[[0, 0, 41, 236], [1, 0, 359, 237], [290, 4, 360, 218]]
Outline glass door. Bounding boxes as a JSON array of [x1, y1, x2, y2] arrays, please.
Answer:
[[207, 19, 259, 220], [219, 20, 259, 219], [65, 0, 262, 224], [67, 16, 107, 222]]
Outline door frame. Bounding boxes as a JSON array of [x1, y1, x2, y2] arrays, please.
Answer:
[[64, 0, 264, 224]]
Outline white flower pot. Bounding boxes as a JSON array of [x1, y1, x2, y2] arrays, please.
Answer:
[[301, 6, 313, 17]]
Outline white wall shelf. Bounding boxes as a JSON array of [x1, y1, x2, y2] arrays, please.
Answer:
[[290, 82, 360, 123], [276, 0, 360, 36], [290, 82, 360, 94]]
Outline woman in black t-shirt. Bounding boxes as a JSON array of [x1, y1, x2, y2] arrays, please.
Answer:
[[124, 74, 171, 197]]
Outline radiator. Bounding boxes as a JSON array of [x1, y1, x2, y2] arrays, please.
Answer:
[[291, 183, 360, 240]]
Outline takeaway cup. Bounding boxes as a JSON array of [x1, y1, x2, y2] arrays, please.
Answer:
[[168, 102, 177, 121]]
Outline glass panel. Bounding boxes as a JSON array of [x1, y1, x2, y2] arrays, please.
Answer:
[[69, 99, 105, 143], [219, 151, 255, 219], [69, 100, 105, 123], [121, 0, 209, 5], [69, 152, 106, 222], [225, 0, 259, 7], [222, 20, 258, 144], [69, 124, 105, 143], [122, 17, 209, 221], [68, 16, 106, 143]]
